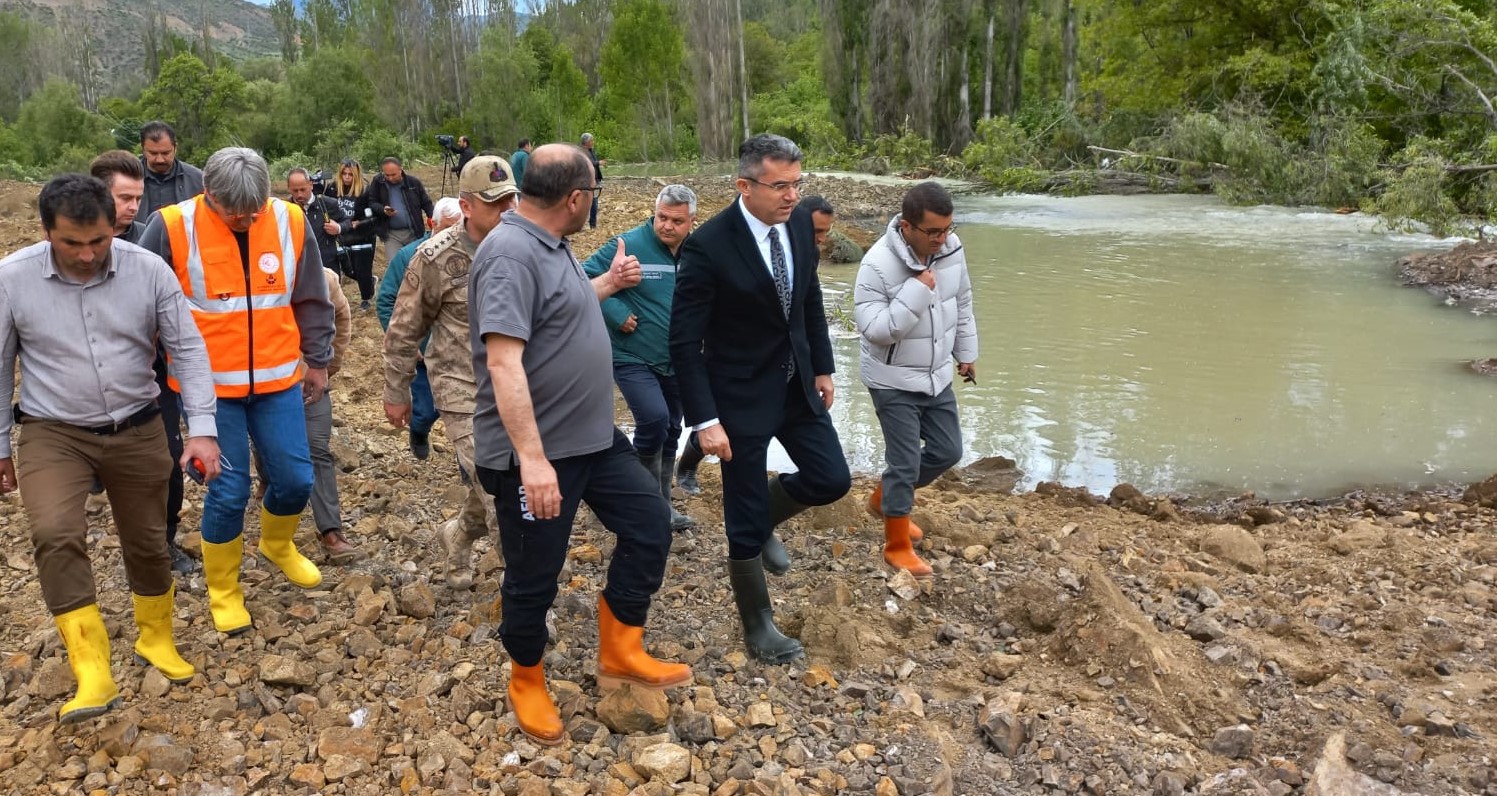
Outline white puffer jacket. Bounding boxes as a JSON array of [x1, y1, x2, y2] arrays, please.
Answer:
[[854, 216, 978, 395]]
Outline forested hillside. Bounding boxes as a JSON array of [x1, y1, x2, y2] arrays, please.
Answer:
[[2, 0, 1496, 231]]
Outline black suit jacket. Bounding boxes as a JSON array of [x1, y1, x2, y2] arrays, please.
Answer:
[[671, 201, 836, 438]]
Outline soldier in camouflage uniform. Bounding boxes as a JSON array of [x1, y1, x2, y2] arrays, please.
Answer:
[[382, 156, 518, 589]]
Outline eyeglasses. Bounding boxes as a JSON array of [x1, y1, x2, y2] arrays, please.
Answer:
[[910, 222, 957, 238], [576, 184, 603, 198], [206, 194, 262, 223], [746, 177, 807, 194]]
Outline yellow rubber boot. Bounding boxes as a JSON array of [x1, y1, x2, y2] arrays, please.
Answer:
[[132, 585, 195, 684], [201, 537, 253, 635], [868, 483, 924, 542], [596, 595, 693, 691], [53, 604, 122, 723], [257, 508, 322, 589], [508, 661, 564, 746]]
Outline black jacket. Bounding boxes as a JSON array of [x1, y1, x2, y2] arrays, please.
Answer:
[[299, 195, 350, 268], [357, 173, 434, 240], [455, 146, 476, 176], [670, 203, 833, 437], [324, 184, 377, 246]]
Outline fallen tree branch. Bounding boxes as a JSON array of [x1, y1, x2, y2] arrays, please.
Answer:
[[1086, 145, 1231, 171]]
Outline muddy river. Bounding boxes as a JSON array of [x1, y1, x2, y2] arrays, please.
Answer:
[[801, 193, 1485, 499]]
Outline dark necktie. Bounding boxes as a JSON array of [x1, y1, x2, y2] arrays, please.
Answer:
[[767, 228, 795, 380], [767, 227, 792, 319]]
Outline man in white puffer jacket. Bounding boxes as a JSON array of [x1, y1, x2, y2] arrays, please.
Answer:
[[854, 181, 978, 578]]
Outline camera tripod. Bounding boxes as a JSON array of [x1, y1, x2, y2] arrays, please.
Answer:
[[440, 149, 458, 196]]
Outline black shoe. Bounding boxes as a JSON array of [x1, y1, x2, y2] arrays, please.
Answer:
[[168, 540, 199, 574], [359, 299, 371, 311], [727, 556, 803, 664], [409, 430, 431, 461]]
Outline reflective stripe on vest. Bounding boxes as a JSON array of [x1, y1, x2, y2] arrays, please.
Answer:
[[163, 196, 306, 398]]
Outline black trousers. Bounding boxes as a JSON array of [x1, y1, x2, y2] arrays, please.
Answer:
[[477, 429, 671, 667], [151, 352, 185, 541], [719, 383, 851, 560]]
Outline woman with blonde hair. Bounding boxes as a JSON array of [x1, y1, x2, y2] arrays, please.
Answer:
[[323, 159, 378, 308]]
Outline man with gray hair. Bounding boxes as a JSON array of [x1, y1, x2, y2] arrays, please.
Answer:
[[140, 146, 335, 635], [582, 184, 699, 532], [286, 166, 350, 275], [670, 134, 851, 664]]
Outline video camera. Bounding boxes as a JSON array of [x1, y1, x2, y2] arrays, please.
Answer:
[[308, 169, 327, 194], [436, 134, 460, 154]]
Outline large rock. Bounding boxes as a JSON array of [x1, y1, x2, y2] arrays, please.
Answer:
[[1211, 724, 1255, 758], [1463, 472, 1497, 507], [824, 230, 864, 264], [1200, 525, 1267, 573], [632, 742, 691, 784], [977, 692, 1027, 756], [1305, 733, 1407, 795], [1327, 521, 1387, 555], [398, 581, 436, 619], [596, 684, 669, 734], [258, 655, 316, 687], [316, 727, 380, 764]]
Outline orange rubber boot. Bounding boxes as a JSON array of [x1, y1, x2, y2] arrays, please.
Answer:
[[883, 516, 933, 579], [508, 662, 564, 746], [868, 484, 923, 541], [596, 595, 693, 691]]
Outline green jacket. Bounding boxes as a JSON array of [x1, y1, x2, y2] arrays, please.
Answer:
[[582, 219, 680, 373]]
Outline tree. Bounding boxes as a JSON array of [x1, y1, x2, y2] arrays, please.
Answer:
[[138, 53, 249, 160], [271, 0, 300, 63], [599, 0, 687, 159], [14, 79, 111, 166]]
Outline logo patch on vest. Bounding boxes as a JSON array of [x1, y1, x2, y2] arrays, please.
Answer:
[[257, 253, 280, 274]]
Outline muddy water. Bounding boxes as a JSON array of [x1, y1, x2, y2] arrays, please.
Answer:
[[799, 194, 1489, 500]]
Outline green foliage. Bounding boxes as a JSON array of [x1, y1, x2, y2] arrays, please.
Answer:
[[598, 0, 687, 160], [1372, 138, 1464, 236], [138, 53, 249, 161], [14, 80, 112, 167], [961, 117, 1036, 185]]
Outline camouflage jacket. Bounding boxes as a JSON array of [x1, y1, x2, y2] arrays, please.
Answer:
[[381, 222, 479, 414]]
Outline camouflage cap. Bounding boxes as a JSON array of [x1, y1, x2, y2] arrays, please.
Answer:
[[458, 155, 519, 202]]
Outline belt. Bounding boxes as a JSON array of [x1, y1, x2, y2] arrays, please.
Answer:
[[15, 403, 161, 435]]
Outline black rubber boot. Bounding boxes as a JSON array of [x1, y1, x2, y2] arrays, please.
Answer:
[[727, 556, 804, 664], [659, 456, 695, 531], [675, 436, 704, 496], [761, 475, 807, 575]]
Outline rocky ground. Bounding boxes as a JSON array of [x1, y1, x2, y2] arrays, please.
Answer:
[[1397, 239, 1497, 312], [0, 171, 1493, 795]]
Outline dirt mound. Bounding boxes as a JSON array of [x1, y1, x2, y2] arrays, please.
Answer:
[[1397, 238, 1497, 309]]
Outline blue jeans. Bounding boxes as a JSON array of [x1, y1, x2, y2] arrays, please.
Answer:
[[613, 363, 682, 458], [201, 386, 314, 544], [411, 360, 437, 435]]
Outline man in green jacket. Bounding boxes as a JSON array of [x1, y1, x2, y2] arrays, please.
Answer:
[[582, 185, 698, 531]]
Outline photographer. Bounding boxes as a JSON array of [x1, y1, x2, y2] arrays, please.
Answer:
[[287, 167, 349, 275], [324, 159, 378, 308], [450, 135, 476, 176]]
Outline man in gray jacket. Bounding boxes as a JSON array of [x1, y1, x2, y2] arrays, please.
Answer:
[[139, 121, 205, 221], [854, 181, 977, 579]]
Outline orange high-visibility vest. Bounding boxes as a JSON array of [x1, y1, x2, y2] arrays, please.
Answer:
[[159, 196, 307, 398]]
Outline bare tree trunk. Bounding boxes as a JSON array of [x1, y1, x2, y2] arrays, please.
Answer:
[[1061, 0, 1077, 105], [1001, 0, 1027, 116], [735, 0, 750, 139], [956, 43, 972, 147], [983, 10, 994, 119]]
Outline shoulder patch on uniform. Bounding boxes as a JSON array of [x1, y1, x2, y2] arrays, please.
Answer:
[[419, 226, 461, 261]]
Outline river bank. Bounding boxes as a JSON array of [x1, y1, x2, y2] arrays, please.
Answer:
[[0, 174, 1492, 795]]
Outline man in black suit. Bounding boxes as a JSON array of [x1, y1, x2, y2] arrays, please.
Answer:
[[670, 134, 852, 664]]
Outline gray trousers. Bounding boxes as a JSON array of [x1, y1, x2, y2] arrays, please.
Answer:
[[305, 392, 341, 533], [869, 385, 963, 517]]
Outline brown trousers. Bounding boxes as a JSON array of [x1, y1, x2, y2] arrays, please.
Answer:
[[16, 418, 173, 614]]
